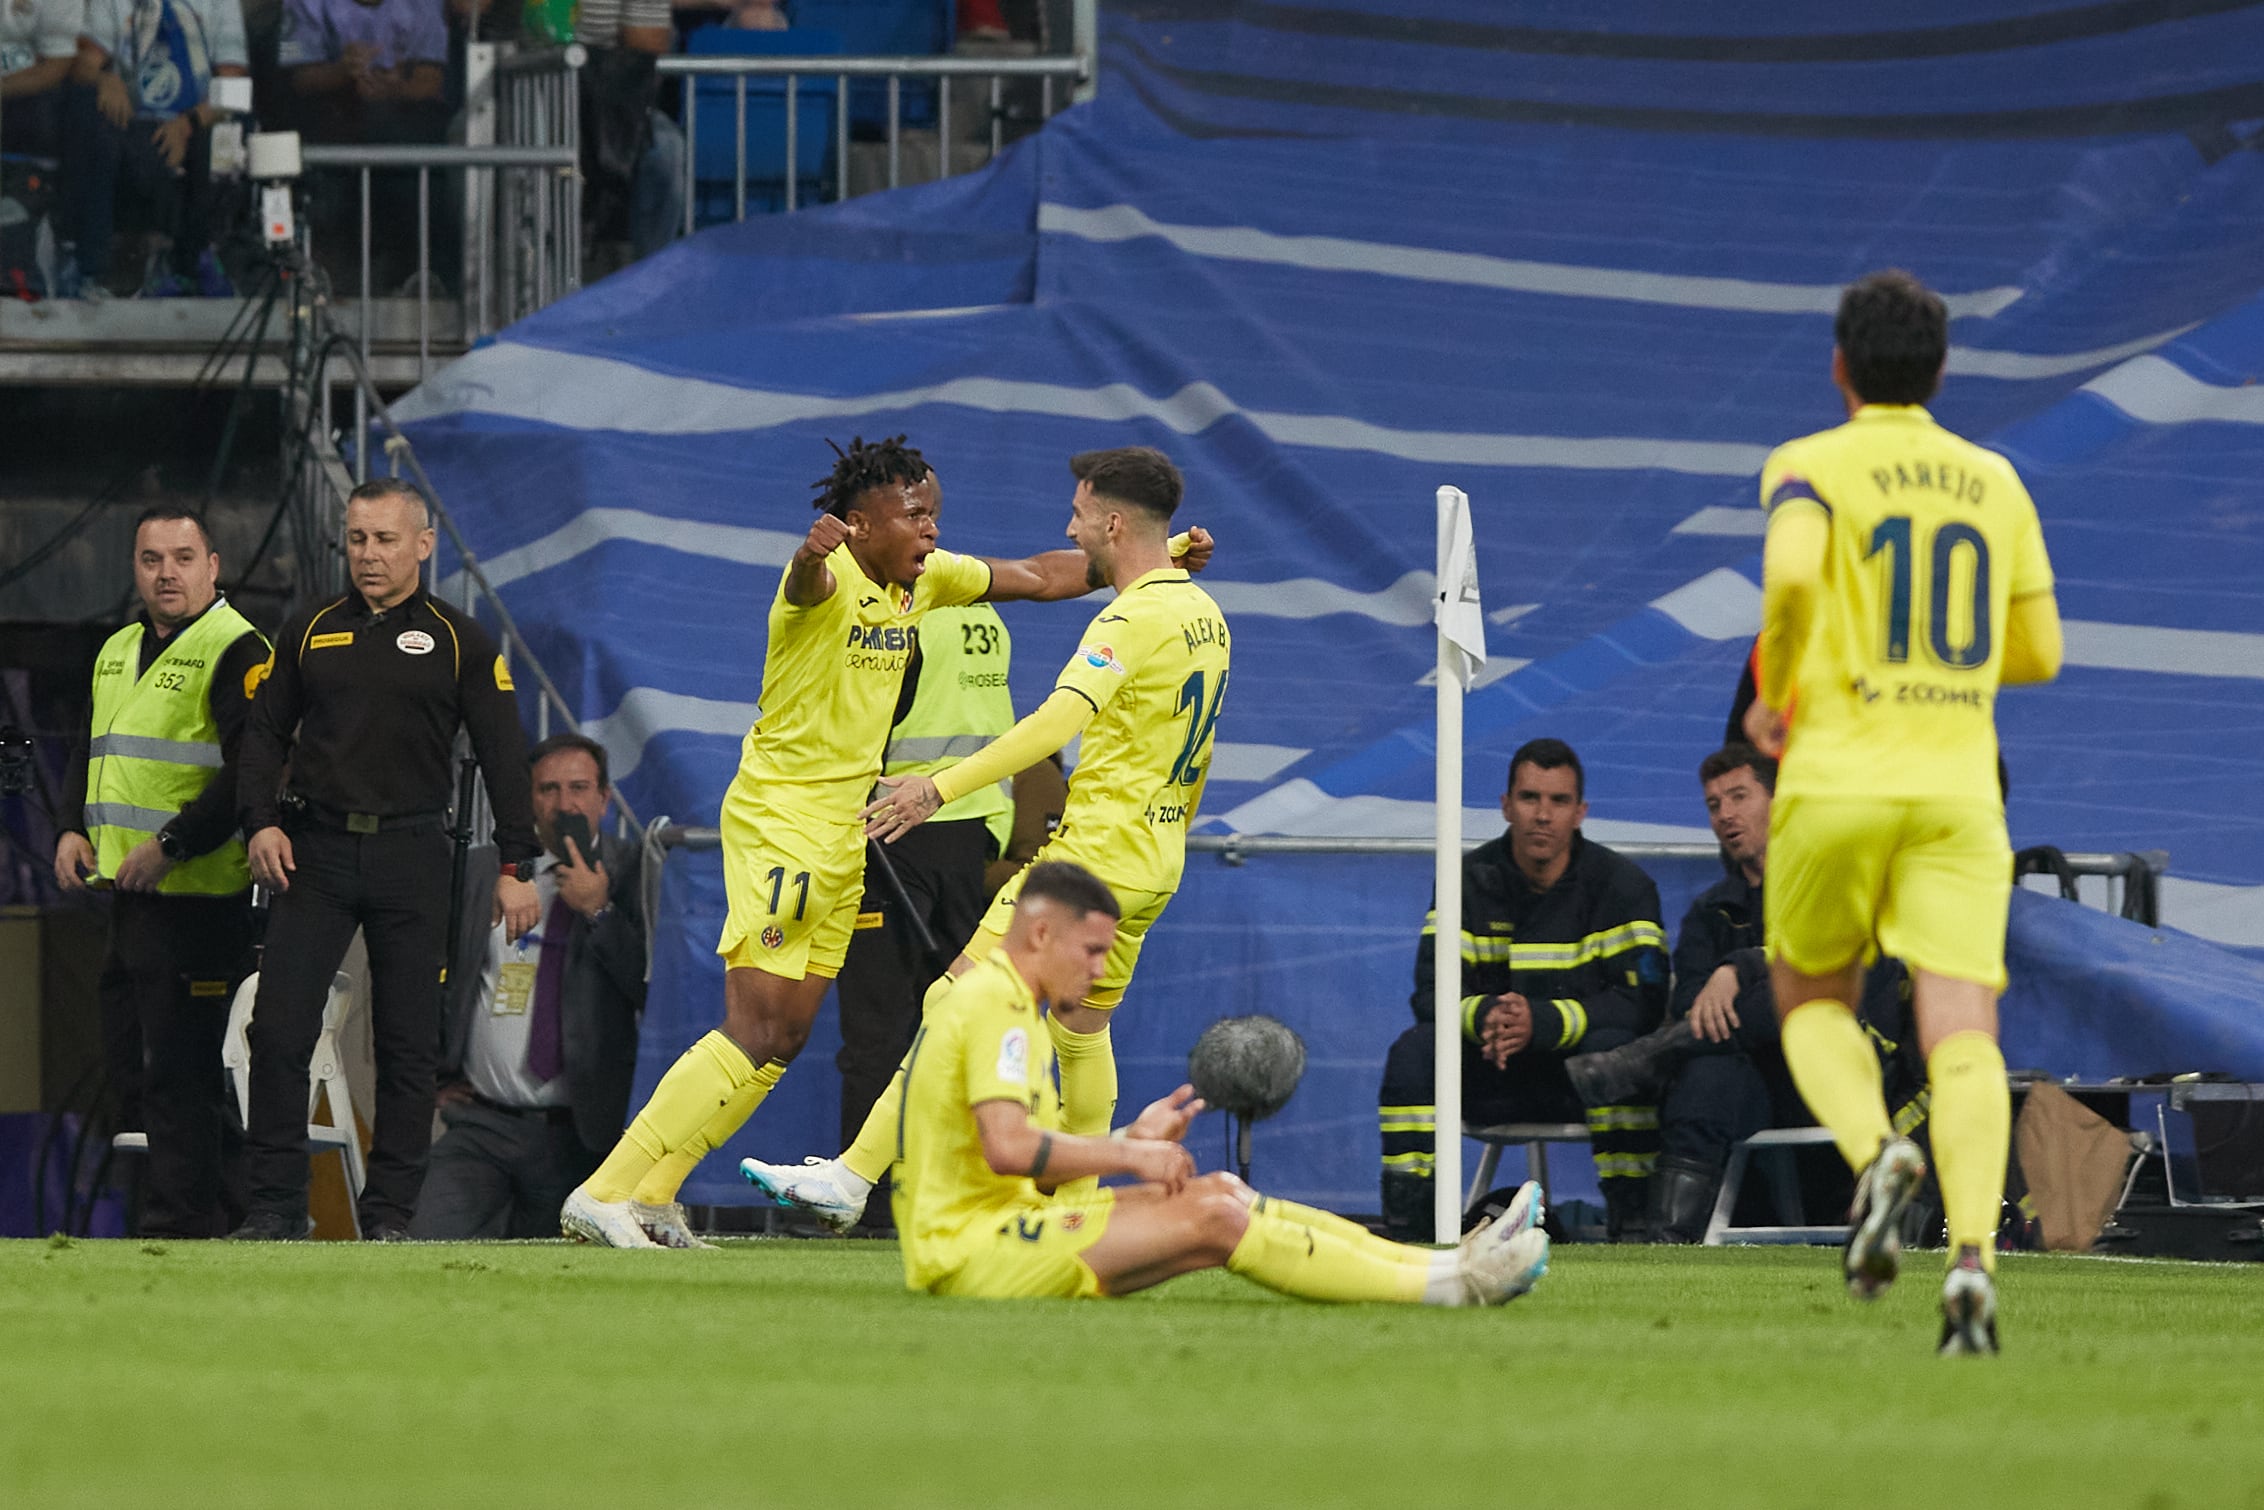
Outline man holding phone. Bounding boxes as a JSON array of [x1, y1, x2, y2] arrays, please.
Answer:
[[409, 733, 649, 1240]]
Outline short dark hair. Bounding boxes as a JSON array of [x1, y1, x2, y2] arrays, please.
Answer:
[[347, 477, 433, 526], [811, 435, 932, 521], [1699, 741, 1777, 794], [131, 505, 214, 554], [1835, 270, 1948, 407], [528, 731, 610, 789], [1508, 737, 1584, 801], [1070, 447, 1182, 521], [1018, 860, 1121, 922]]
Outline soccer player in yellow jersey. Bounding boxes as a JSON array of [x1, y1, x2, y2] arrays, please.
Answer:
[[743, 447, 1232, 1230], [561, 437, 1213, 1248], [895, 859, 1551, 1306], [1744, 272, 2063, 1356]]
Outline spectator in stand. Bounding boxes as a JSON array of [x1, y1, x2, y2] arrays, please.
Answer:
[[0, 0, 80, 158], [719, 0, 782, 29], [574, 0, 682, 271], [61, 0, 248, 297], [278, 0, 445, 139]]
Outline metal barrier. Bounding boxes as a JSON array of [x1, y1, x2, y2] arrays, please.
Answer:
[[489, 44, 585, 330], [656, 53, 1090, 227]]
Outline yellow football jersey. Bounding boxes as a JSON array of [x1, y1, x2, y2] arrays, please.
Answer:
[[1760, 405, 2055, 804], [731, 544, 992, 817], [891, 953, 1059, 1292], [1046, 568, 1231, 894]]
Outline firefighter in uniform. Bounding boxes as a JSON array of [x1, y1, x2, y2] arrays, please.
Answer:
[[833, 604, 1017, 1162], [233, 479, 540, 1240], [54, 507, 271, 1238], [1377, 738, 1670, 1242]]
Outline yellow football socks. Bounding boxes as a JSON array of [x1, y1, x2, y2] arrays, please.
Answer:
[[1781, 999, 1895, 1173], [1260, 1196, 1418, 1263], [1048, 1017, 1117, 1138], [840, 1070, 904, 1186], [1227, 1203, 1452, 1305], [1927, 1030, 2009, 1273], [586, 1031, 774, 1203], [630, 1056, 784, 1205]]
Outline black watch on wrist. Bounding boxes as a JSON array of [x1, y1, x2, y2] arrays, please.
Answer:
[[501, 859, 535, 883], [157, 828, 191, 863]]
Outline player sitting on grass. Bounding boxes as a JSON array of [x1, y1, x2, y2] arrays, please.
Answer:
[[885, 859, 1551, 1305]]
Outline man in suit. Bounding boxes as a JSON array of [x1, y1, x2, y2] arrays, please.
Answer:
[[410, 733, 648, 1240]]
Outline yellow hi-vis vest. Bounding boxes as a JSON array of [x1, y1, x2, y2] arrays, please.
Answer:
[[887, 604, 1015, 853], [84, 598, 262, 895]]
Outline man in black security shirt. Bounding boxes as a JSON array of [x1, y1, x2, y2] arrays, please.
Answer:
[[1376, 738, 1670, 1242], [233, 479, 541, 1241]]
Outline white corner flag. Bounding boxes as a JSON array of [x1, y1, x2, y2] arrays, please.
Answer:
[[1432, 486, 1485, 1243]]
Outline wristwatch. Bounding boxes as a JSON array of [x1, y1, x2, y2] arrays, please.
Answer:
[[501, 859, 535, 882], [157, 827, 190, 863]]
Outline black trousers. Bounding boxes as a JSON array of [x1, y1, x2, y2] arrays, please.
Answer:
[[408, 1098, 598, 1240], [101, 891, 257, 1238], [833, 820, 993, 1149], [1378, 1017, 1652, 1238], [1657, 979, 1810, 1168], [244, 823, 450, 1232]]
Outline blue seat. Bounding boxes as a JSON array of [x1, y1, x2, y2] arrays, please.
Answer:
[[684, 26, 842, 218], [787, 0, 952, 134]]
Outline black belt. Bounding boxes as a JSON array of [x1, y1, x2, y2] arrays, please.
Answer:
[[288, 796, 447, 835], [471, 1091, 576, 1125]]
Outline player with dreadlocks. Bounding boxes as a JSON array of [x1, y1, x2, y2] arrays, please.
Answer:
[[564, 437, 1213, 1248]]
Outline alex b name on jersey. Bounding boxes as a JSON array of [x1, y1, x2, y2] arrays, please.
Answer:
[[1182, 615, 1228, 654], [1869, 457, 1987, 505]]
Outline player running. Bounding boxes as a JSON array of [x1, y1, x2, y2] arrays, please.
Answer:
[[1745, 271, 2062, 1356], [892, 859, 1551, 1305], [744, 447, 1230, 1230], [561, 438, 1212, 1248]]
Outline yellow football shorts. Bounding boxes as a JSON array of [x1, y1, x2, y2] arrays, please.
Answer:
[[966, 856, 1171, 1011], [1766, 794, 2012, 990], [714, 782, 864, 980], [931, 1193, 1116, 1299]]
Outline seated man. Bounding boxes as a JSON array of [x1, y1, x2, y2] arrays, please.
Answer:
[[1, 0, 77, 159], [63, 0, 248, 297], [1376, 737, 1669, 1242], [410, 734, 647, 1241], [888, 859, 1551, 1307], [570, 0, 684, 271], [1567, 742, 1921, 1241], [277, 0, 445, 140]]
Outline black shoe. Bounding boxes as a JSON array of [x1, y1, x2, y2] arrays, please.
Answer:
[[228, 1211, 314, 1242], [1647, 1153, 1722, 1245], [1603, 1177, 1653, 1243], [362, 1223, 414, 1243], [1565, 1017, 1700, 1107]]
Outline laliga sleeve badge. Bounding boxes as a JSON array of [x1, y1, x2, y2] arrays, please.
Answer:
[[761, 924, 785, 949], [395, 629, 436, 655], [996, 1026, 1030, 1085]]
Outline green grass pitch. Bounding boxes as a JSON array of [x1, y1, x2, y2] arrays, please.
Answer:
[[4, 1236, 2260, 1508]]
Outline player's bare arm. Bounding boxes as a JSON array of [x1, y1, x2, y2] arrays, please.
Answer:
[[783, 513, 853, 607], [981, 526, 1215, 604], [972, 1099, 1194, 1193]]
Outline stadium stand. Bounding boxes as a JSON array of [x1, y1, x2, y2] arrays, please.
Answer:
[[391, 0, 2264, 1209]]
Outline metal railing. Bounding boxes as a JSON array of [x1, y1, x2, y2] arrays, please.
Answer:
[[489, 44, 585, 329], [656, 53, 1090, 227]]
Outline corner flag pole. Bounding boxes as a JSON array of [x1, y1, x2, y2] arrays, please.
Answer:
[[1433, 485, 1484, 1245]]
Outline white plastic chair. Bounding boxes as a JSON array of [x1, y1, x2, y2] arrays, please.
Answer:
[[119, 969, 365, 1236]]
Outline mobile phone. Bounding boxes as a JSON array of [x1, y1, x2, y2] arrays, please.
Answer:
[[552, 812, 598, 867]]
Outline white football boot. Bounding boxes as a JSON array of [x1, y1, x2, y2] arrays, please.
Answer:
[[560, 1184, 659, 1248], [1844, 1136, 1927, 1301], [740, 1156, 871, 1235], [1459, 1222, 1551, 1307], [1459, 1179, 1546, 1256], [1937, 1245, 2000, 1357], [634, 1200, 718, 1250]]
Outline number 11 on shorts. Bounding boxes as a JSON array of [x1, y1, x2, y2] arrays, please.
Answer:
[[766, 865, 811, 920]]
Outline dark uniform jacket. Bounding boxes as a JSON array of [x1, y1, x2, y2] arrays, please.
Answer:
[[441, 832, 647, 1155], [1670, 861, 1764, 1021], [238, 588, 538, 861], [1410, 831, 1670, 1056]]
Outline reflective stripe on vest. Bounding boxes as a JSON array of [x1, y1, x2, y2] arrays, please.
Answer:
[[85, 599, 263, 896], [885, 604, 1015, 849]]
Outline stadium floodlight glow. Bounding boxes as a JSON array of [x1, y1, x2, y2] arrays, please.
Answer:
[[1434, 485, 1487, 1243]]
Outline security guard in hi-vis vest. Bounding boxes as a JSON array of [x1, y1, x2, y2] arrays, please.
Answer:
[[831, 603, 1018, 1169], [232, 480, 541, 1241], [54, 507, 271, 1238]]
